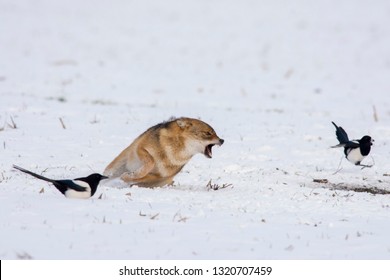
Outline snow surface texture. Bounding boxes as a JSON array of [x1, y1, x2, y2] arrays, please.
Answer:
[[1, 0, 390, 259]]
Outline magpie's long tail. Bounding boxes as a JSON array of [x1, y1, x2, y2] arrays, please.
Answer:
[[13, 165, 55, 183]]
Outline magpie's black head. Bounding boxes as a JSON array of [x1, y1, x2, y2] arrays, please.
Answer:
[[82, 173, 108, 197], [86, 173, 109, 183], [359, 135, 374, 146]]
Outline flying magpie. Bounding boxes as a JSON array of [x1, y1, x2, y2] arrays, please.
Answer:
[[13, 165, 107, 199], [331, 121, 374, 168]]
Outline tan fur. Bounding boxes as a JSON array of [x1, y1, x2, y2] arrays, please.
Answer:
[[104, 117, 224, 188]]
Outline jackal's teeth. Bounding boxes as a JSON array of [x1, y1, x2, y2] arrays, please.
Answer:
[[205, 144, 214, 158]]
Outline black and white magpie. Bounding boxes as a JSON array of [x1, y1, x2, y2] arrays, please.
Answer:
[[331, 121, 374, 168], [13, 165, 107, 199]]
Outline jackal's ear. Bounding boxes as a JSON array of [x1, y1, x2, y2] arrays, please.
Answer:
[[176, 118, 192, 129]]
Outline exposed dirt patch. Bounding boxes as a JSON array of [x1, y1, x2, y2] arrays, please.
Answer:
[[328, 183, 390, 195], [312, 178, 390, 195]]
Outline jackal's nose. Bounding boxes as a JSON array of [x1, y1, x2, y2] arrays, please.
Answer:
[[219, 139, 224, 145]]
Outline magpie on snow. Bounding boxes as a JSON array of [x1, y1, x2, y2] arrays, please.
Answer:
[[331, 121, 374, 168], [13, 165, 107, 199]]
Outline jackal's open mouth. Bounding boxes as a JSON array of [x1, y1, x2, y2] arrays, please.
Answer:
[[204, 144, 214, 158]]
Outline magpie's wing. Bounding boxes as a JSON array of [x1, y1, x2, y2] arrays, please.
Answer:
[[54, 179, 88, 194], [344, 141, 360, 148], [332, 122, 349, 144]]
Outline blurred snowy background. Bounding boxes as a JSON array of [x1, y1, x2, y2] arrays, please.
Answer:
[[1, 0, 390, 259]]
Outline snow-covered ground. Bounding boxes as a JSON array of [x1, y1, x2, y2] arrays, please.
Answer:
[[1, 0, 390, 259]]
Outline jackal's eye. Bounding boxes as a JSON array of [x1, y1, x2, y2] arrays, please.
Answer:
[[203, 131, 213, 137]]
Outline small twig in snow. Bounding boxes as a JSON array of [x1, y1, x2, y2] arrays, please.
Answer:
[[373, 105, 378, 122], [313, 179, 329, 184], [59, 117, 66, 129], [206, 179, 233, 191], [150, 213, 159, 220], [139, 211, 146, 217], [8, 116, 17, 129]]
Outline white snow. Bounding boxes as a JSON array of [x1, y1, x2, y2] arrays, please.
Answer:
[[1, 0, 390, 259]]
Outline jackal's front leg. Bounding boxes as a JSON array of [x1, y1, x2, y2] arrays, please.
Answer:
[[120, 148, 155, 182]]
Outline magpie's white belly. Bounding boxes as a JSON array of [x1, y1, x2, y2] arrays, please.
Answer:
[[346, 148, 365, 164], [64, 180, 91, 199]]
